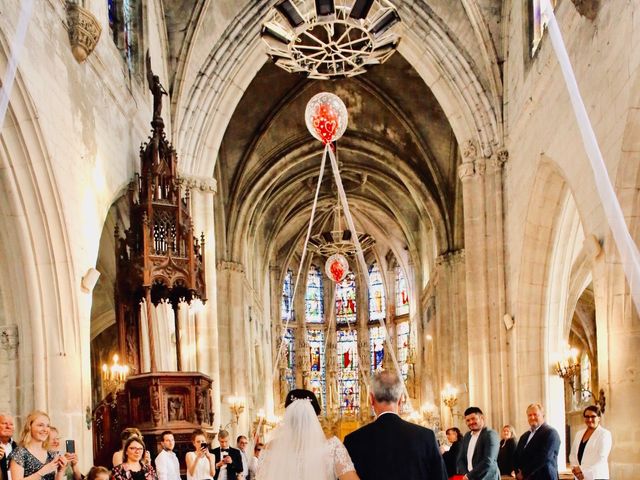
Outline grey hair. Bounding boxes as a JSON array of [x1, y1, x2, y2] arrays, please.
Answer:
[[371, 370, 403, 403]]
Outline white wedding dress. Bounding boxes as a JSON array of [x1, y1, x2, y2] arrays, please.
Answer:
[[256, 400, 355, 480]]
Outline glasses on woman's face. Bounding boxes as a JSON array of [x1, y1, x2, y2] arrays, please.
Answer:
[[128, 447, 144, 452], [584, 415, 598, 419]]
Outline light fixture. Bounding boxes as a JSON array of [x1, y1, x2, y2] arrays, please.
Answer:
[[441, 384, 458, 418], [554, 345, 606, 413], [228, 395, 246, 425], [260, 0, 402, 80], [308, 201, 375, 257], [101, 354, 130, 396]]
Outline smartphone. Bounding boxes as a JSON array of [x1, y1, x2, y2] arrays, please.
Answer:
[[65, 440, 75, 454], [200, 441, 208, 450]]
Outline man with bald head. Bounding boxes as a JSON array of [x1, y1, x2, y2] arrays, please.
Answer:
[[514, 404, 560, 480], [0, 413, 16, 480], [344, 370, 447, 480]]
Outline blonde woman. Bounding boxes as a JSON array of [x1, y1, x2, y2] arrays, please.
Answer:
[[9, 411, 67, 480], [45, 427, 81, 480]]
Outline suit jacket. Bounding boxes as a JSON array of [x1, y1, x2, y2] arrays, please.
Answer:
[[211, 447, 243, 480], [514, 423, 560, 480], [442, 440, 462, 477], [456, 428, 500, 480], [0, 440, 17, 480], [344, 412, 447, 480], [568, 426, 612, 480]]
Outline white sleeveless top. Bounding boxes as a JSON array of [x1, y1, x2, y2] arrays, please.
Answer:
[[185, 452, 213, 480]]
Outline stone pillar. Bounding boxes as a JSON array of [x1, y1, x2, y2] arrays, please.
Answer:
[[185, 175, 221, 425], [459, 144, 490, 411], [0, 325, 19, 413]]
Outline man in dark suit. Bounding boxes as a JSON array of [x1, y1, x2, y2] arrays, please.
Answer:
[[0, 413, 16, 480], [456, 407, 500, 480], [211, 429, 243, 480], [514, 404, 560, 480], [344, 370, 447, 480]]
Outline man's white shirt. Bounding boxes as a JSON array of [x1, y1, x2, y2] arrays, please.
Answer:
[[467, 430, 480, 472], [239, 450, 248, 478], [155, 449, 180, 480]]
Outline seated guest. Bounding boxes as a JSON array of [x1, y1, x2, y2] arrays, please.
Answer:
[[497, 425, 517, 477], [185, 430, 214, 480], [0, 413, 16, 480], [45, 427, 81, 480], [111, 437, 156, 480], [442, 427, 463, 478], [9, 411, 68, 480], [569, 406, 612, 480]]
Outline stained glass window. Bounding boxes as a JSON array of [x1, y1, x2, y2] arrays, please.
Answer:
[[305, 265, 324, 323], [281, 269, 293, 322], [580, 352, 591, 402], [395, 268, 409, 316], [307, 329, 326, 410], [336, 271, 357, 324], [337, 329, 359, 415], [531, 0, 558, 55], [368, 263, 386, 321], [107, 0, 142, 73], [284, 328, 296, 391], [397, 322, 410, 381], [369, 325, 385, 373]]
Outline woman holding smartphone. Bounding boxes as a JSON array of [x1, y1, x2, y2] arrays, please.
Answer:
[[44, 427, 81, 480], [9, 411, 67, 480], [185, 430, 214, 480], [111, 437, 157, 480]]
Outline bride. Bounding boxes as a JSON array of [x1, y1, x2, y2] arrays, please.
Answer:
[[257, 389, 360, 480]]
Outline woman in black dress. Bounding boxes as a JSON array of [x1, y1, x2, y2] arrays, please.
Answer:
[[9, 411, 67, 480], [497, 425, 517, 477], [441, 427, 463, 478]]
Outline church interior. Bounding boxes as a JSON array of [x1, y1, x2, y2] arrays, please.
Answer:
[[0, 0, 639, 477]]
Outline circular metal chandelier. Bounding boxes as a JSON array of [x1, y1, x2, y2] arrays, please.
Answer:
[[307, 203, 376, 257], [261, 0, 402, 79]]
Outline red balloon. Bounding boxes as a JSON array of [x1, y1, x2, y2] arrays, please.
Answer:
[[312, 103, 339, 145]]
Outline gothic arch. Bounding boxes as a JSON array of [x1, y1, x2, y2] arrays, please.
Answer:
[[173, 2, 503, 179]]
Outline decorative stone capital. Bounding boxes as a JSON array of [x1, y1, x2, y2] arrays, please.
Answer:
[[491, 149, 509, 170], [458, 163, 476, 181], [66, 3, 102, 63], [177, 175, 217, 194], [474, 158, 486, 177], [0, 325, 19, 359], [462, 139, 478, 161], [435, 249, 465, 266], [216, 261, 244, 273]]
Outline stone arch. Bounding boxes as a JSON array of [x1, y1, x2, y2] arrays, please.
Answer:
[[173, 2, 502, 178], [0, 33, 85, 425]]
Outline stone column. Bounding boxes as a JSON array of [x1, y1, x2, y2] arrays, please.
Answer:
[[458, 141, 492, 417], [0, 325, 19, 413], [184, 175, 221, 424]]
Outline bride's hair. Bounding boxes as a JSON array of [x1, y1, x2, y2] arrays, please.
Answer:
[[257, 393, 332, 480], [284, 389, 321, 414]]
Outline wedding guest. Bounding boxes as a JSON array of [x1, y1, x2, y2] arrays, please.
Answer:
[[0, 413, 16, 480], [111, 437, 156, 480], [9, 411, 68, 480], [154, 432, 180, 480], [441, 427, 462, 478], [86, 467, 110, 480], [211, 431, 242, 480], [456, 407, 500, 480], [514, 404, 560, 480], [247, 443, 263, 480], [569, 406, 612, 480], [113, 429, 150, 468], [185, 430, 214, 480], [235, 436, 249, 480], [44, 427, 81, 480], [497, 425, 517, 477]]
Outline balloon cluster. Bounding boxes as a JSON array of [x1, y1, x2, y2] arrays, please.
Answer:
[[325, 253, 349, 283]]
